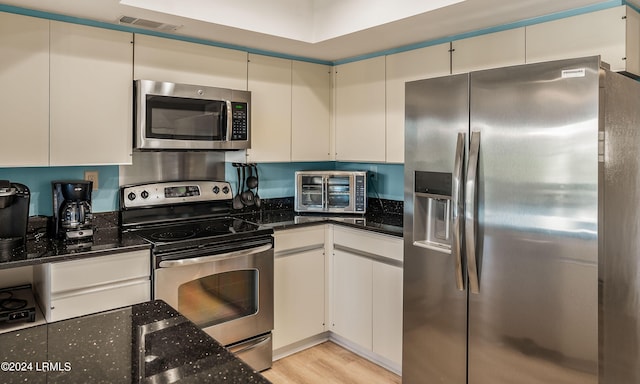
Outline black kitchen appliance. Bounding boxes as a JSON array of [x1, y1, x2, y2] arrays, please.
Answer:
[[0, 284, 36, 325], [119, 180, 274, 372], [0, 180, 30, 256], [52, 180, 93, 240]]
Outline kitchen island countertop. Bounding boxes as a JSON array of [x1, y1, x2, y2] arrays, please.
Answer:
[[0, 300, 271, 384]]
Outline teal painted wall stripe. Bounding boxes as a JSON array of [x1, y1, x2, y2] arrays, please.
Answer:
[[334, 0, 625, 65], [0, 1, 628, 66], [0, 4, 333, 66]]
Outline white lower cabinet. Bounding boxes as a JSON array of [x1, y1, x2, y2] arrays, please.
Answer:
[[33, 250, 151, 322], [273, 226, 327, 351], [273, 224, 403, 372], [372, 262, 403, 366], [331, 248, 373, 348], [331, 226, 403, 370]]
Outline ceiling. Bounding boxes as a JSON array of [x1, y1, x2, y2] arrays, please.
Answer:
[[0, 0, 633, 62]]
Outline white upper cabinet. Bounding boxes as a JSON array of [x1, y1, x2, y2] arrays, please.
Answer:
[[291, 61, 332, 162], [526, 6, 640, 76], [385, 44, 451, 163], [335, 56, 386, 162], [247, 54, 293, 163], [134, 34, 248, 90], [0, 13, 49, 167], [49, 21, 133, 165], [451, 28, 526, 74]]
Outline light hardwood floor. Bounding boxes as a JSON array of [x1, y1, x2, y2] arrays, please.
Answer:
[[261, 342, 401, 384]]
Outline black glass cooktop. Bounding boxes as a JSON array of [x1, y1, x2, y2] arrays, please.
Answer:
[[132, 217, 272, 253]]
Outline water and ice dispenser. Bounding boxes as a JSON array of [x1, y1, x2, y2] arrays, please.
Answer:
[[413, 171, 453, 253]]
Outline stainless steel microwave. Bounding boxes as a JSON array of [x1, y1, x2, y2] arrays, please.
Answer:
[[295, 171, 367, 213], [134, 79, 251, 151]]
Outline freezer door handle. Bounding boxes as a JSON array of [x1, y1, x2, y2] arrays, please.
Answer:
[[452, 132, 466, 291], [466, 131, 481, 294]]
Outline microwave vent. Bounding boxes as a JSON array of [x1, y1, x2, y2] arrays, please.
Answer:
[[118, 15, 181, 31]]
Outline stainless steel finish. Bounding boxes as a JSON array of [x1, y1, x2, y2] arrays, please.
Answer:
[[467, 58, 599, 384], [452, 132, 465, 291], [228, 333, 273, 372], [403, 73, 469, 384], [154, 243, 274, 347], [119, 151, 225, 186], [600, 66, 640, 384], [403, 57, 637, 384], [158, 243, 273, 267], [121, 180, 233, 209], [135, 79, 250, 150], [294, 170, 367, 213], [465, 131, 480, 294]]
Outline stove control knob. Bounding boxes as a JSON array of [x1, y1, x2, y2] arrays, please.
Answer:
[[141, 190, 149, 199], [127, 192, 136, 201], [222, 186, 230, 195], [212, 186, 220, 194]]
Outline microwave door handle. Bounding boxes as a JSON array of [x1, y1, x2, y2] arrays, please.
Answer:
[[225, 100, 233, 141]]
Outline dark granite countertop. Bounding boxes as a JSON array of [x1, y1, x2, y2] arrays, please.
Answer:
[[0, 212, 150, 270], [0, 198, 402, 271], [235, 197, 404, 237], [0, 300, 271, 384]]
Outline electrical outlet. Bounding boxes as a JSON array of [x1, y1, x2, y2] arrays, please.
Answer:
[[84, 171, 99, 190], [369, 165, 378, 181]]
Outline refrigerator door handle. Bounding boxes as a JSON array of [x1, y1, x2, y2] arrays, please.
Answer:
[[452, 132, 466, 291], [466, 131, 481, 294]]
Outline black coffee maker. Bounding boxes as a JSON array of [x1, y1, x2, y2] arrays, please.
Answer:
[[52, 180, 93, 240], [0, 180, 30, 255]]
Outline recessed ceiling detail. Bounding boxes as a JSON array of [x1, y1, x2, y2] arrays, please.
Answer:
[[119, 0, 465, 43]]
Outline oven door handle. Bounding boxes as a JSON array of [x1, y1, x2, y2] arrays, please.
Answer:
[[158, 243, 273, 268]]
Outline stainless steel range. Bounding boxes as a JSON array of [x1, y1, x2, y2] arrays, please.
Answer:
[[119, 180, 274, 372]]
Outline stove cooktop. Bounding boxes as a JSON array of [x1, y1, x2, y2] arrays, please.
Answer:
[[0, 284, 37, 326], [132, 217, 271, 251]]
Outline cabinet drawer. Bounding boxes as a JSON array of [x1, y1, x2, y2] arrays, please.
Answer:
[[50, 250, 150, 293], [275, 226, 325, 253], [49, 279, 150, 322], [333, 226, 403, 262]]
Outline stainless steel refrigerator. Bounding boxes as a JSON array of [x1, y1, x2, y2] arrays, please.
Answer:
[[403, 56, 640, 384]]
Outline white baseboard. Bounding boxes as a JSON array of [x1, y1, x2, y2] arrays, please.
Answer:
[[272, 331, 402, 376]]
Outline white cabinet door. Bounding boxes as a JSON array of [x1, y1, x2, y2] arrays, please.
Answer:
[[452, 28, 526, 74], [526, 6, 639, 75], [274, 248, 326, 350], [335, 56, 386, 162], [331, 249, 373, 350], [247, 54, 292, 163], [0, 13, 49, 167], [291, 61, 332, 161], [372, 262, 403, 366], [385, 44, 451, 163], [134, 34, 248, 90], [49, 22, 133, 165]]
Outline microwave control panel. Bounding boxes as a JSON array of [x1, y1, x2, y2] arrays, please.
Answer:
[[355, 175, 366, 212], [231, 102, 248, 141]]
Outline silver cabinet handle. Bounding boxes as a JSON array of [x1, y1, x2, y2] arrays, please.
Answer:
[[158, 243, 273, 268], [452, 132, 466, 291], [466, 131, 481, 294]]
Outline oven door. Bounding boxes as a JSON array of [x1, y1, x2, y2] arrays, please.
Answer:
[[153, 240, 273, 346]]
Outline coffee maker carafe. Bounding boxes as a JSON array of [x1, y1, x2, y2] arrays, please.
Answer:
[[52, 181, 93, 240], [0, 180, 30, 255]]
